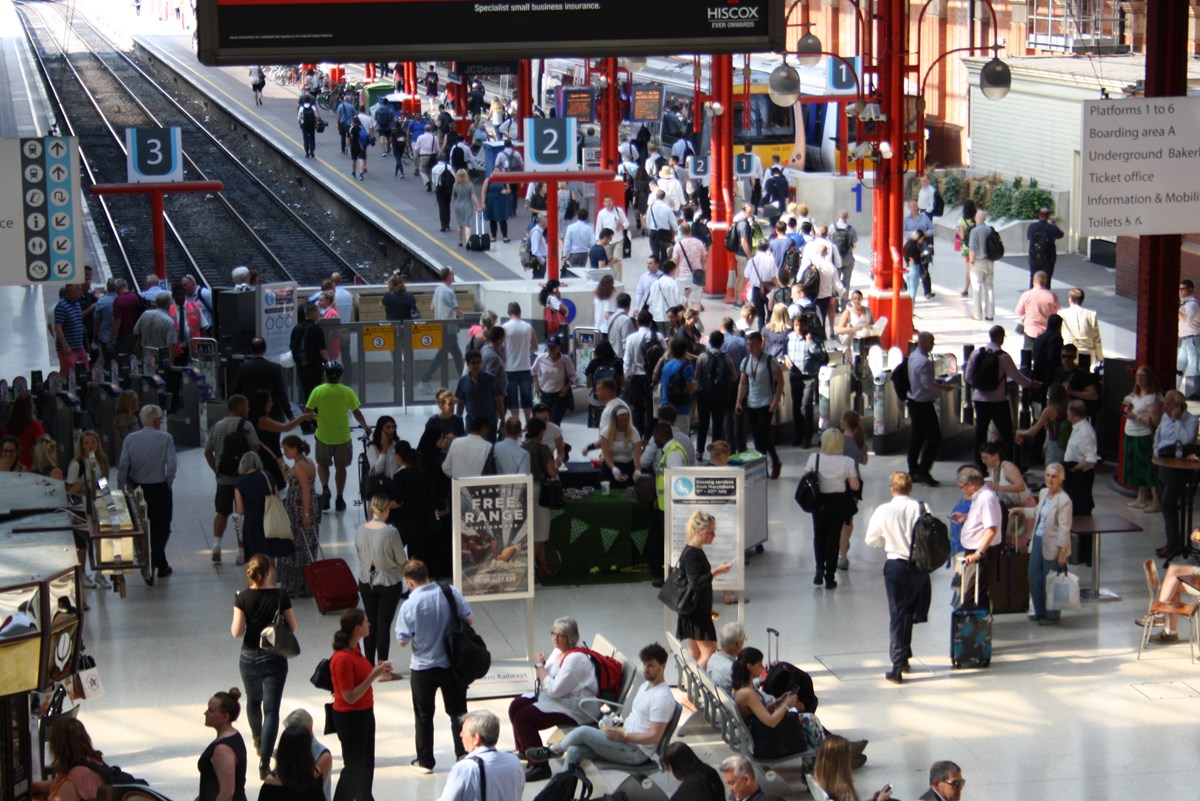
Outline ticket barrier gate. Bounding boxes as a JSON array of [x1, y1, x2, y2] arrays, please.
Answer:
[[88, 382, 123, 466], [50, 390, 82, 461], [167, 367, 208, 447], [871, 369, 909, 455], [817, 363, 854, 433]]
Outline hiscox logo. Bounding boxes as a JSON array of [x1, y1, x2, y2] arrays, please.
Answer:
[[708, 0, 760, 24]]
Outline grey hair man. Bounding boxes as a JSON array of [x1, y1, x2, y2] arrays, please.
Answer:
[[117, 402, 177, 577], [436, 710, 525, 801], [720, 755, 763, 801], [707, 623, 747, 692], [918, 760, 965, 801]]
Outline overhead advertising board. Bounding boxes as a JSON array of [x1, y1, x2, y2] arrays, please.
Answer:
[[629, 84, 665, 123], [454, 61, 520, 79], [1080, 96, 1200, 237], [196, 0, 783, 66]]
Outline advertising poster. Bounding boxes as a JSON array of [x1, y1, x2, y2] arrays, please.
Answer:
[[452, 475, 535, 600], [259, 282, 297, 362], [665, 467, 743, 591]]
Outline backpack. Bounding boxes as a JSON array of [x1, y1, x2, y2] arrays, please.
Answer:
[[783, 243, 801, 281], [216, 418, 252, 477], [80, 760, 149, 788], [439, 584, 491, 685], [1029, 229, 1052, 268], [666, 363, 690, 407], [564, 647, 624, 701], [641, 332, 665, 380], [830, 226, 853, 260], [533, 765, 593, 801], [931, 186, 945, 217], [357, 126, 370, 148], [301, 104, 316, 127], [502, 150, 524, 172], [910, 501, 951, 573], [518, 230, 536, 269], [437, 164, 455, 194], [724, 221, 740, 252], [590, 361, 619, 396], [701, 352, 732, 396], [794, 453, 821, 513], [971, 347, 1002, 392], [891, 356, 911, 401], [984, 226, 1005, 261], [691, 219, 712, 247], [375, 104, 394, 129], [800, 264, 821, 299]]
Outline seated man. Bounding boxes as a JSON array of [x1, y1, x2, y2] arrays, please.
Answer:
[[707, 622, 746, 693], [1139, 563, 1200, 645], [524, 643, 676, 771]]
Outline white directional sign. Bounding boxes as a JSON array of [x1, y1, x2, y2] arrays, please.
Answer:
[[523, 117, 577, 172], [1081, 97, 1200, 236], [0, 137, 84, 285], [126, 127, 183, 183]]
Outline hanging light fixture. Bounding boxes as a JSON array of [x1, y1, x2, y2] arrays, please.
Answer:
[[767, 62, 801, 107], [979, 56, 1012, 100], [795, 32, 823, 68]]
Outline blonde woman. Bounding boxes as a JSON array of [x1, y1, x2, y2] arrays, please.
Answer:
[[452, 169, 480, 247], [676, 510, 733, 668], [837, 411, 869, 571], [600, 407, 641, 488], [801, 429, 861, 589], [31, 439, 63, 479]]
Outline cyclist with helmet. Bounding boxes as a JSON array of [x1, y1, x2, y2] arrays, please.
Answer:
[[303, 361, 372, 512]]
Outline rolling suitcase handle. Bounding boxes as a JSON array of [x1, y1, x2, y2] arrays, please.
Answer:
[[954, 555, 981, 610], [766, 627, 779, 667], [475, 210, 487, 236]]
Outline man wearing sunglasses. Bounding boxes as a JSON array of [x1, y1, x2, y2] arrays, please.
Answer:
[[919, 760, 965, 801]]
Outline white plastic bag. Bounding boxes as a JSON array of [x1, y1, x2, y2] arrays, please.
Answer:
[[1046, 570, 1081, 611]]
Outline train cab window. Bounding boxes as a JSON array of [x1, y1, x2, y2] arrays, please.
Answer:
[[733, 94, 795, 142]]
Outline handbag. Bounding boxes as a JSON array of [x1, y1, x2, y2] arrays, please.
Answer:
[[794, 454, 822, 513], [264, 477, 292, 540], [539, 477, 565, 510], [260, 591, 301, 658], [622, 236, 632, 259], [310, 657, 333, 691], [1046, 568, 1081, 611], [323, 702, 336, 735], [657, 548, 698, 615]]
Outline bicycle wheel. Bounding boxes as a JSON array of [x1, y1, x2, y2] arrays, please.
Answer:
[[317, 93, 333, 111]]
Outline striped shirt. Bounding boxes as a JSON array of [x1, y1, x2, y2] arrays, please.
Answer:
[[132, 309, 178, 352], [54, 299, 84, 349]]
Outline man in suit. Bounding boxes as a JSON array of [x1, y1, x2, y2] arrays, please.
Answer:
[[233, 337, 290, 422], [918, 760, 965, 801], [721, 756, 764, 801]]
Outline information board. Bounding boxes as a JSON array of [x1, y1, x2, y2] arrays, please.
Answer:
[[561, 88, 596, 123], [630, 84, 665, 123], [1081, 97, 1200, 236], [665, 467, 743, 592], [258, 282, 297, 362], [0, 137, 84, 286], [198, 0, 783, 66]]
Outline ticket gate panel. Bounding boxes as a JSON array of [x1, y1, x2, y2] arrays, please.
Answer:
[[51, 391, 82, 467], [90, 383, 122, 466], [167, 367, 205, 448]]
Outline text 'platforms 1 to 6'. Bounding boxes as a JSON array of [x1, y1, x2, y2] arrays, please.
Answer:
[[0, 137, 84, 286]]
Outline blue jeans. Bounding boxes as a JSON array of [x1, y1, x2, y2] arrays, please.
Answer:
[[239, 649, 288, 770], [541, 391, 569, 425], [1179, 336, 1200, 393], [557, 725, 650, 769], [1029, 535, 1061, 621]]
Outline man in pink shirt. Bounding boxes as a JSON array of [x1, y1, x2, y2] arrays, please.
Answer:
[[1014, 270, 1060, 349]]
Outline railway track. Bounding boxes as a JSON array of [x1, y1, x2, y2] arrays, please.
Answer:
[[17, 0, 371, 289]]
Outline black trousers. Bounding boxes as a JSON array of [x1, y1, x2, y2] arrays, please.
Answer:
[[960, 545, 1000, 610], [1158, 468, 1187, 550], [907, 400, 942, 475], [138, 481, 173, 571], [436, 191, 452, 230], [884, 559, 928, 669], [358, 581, 405, 664], [1064, 463, 1095, 562], [695, 392, 728, 457], [973, 400, 1015, 465], [724, 405, 748, 452], [409, 666, 468, 769], [788, 368, 810, 445], [746, 405, 779, 469], [625, 375, 653, 442], [332, 707, 375, 801]]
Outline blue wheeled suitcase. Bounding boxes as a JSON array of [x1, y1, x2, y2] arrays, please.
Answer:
[[951, 559, 992, 669]]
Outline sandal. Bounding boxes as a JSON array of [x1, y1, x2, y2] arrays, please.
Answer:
[[723, 591, 749, 604]]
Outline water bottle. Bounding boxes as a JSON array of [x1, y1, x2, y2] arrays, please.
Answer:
[[1177, 441, 1184, 460]]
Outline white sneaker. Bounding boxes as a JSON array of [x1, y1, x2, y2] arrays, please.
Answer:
[[236, 550, 245, 566], [94, 573, 112, 589], [211, 543, 222, 563], [82, 575, 99, 589]]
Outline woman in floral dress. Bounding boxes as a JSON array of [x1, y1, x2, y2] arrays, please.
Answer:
[[277, 435, 320, 596]]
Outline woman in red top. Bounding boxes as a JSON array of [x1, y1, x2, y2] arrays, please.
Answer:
[[329, 608, 391, 801], [2, 395, 46, 470]]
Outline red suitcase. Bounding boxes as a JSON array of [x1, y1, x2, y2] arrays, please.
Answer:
[[305, 558, 359, 614]]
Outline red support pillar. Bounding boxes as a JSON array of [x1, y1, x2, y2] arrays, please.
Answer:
[[547, 181, 560, 280], [517, 60, 533, 127], [601, 58, 619, 170], [151, 191, 166, 281], [707, 54, 734, 300], [1139, 0, 1188, 389]]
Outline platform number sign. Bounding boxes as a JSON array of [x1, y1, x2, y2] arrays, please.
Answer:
[[523, 118, 577, 172], [733, 153, 757, 178], [0, 137, 83, 285], [828, 56, 861, 96], [126, 128, 183, 183], [687, 155, 709, 181]]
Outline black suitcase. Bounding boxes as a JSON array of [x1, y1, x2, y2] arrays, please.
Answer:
[[990, 517, 1030, 614], [951, 560, 992, 669], [466, 211, 491, 252]]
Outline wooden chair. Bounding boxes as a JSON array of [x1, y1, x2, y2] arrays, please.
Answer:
[[1138, 558, 1199, 662]]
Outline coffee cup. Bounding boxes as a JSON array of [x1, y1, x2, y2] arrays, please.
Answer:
[[600, 480, 611, 495]]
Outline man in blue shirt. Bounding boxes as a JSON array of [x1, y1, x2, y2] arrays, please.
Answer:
[[563, 207, 594, 268], [336, 96, 357, 154], [906, 332, 954, 487], [653, 338, 696, 433], [589, 229, 612, 270], [436, 711, 524, 801], [455, 351, 504, 440], [1154, 389, 1200, 560], [396, 559, 475, 773]]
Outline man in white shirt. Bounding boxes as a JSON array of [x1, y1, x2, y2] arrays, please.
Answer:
[[607, 293, 634, 365], [503, 302, 538, 424], [414, 124, 439, 189], [648, 261, 683, 329], [1179, 279, 1200, 399], [632, 256, 661, 315], [645, 190, 678, 263], [865, 471, 928, 684], [442, 416, 495, 479], [743, 240, 777, 329], [656, 165, 685, 211], [1063, 399, 1099, 530], [523, 643, 676, 770], [420, 268, 464, 387], [917, 174, 936, 217], [563, 207, 594, 268], [436, 711, 524, 801], [623, 311, 660, 439], [595, 195, 628, 277], [531, 337, 577, 425], [949, 467, 1001, 609]]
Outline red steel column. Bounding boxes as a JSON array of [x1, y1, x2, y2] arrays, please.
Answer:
[[518, 60, 533, 126], [151, 191, 166, 280], [707, 54, 734, 299], [601, 57, 619, 169], [1138, 0, 1188, 388]]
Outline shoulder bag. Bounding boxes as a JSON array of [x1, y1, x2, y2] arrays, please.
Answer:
[[260, 591, 301, 658], [539, 474, 566, 510], [657, 546, 699, 615], [263, 474, 293, 540], [439, 584, 491, 685], [794, 453, 822, 513]]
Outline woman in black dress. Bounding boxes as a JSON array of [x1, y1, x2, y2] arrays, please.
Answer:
[[416, 389, 464, 580], [385, 441, 434, 566], [676, 510, 732, 669], [199, 687, 248, 801], [663, 742, 725, 801], [249, 390, 311, 492]]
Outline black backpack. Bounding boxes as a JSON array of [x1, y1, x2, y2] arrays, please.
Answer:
[[375, 104, 395, 129], [891, 356, 911, 400], [794, 453, 821, 513], [439, 584, 491, 685], [701, 352, 731, 396], [830, 226, 853, 260], [301, 104, 316, 127], [724, 220, 741, 252], [783, 244, 801, 281], [437, 164, 455, 194], [641, 331, 664, 379], [984, 226, 1005, 261], [800, 264, 821, 299], [971, 347, 1002, 392], [216, 419, 252, 477], [666, 363, 690, 407], [691, 219, 712, 247], [80, 761, 149, 788], [932, 186, 945, 217], [1029, 229, 1052, 268], [910, 501, 951, 573], [533, 765, 593, 801]]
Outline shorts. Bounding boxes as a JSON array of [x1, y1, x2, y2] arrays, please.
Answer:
[[505, 370, 534, 410], [214, 483, 237, 516], [316, 440, 353, 468]]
